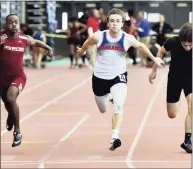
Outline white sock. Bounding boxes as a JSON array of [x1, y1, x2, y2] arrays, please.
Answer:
[[111, 129, 119, 140]]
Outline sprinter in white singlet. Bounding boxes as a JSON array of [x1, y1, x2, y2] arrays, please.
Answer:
[[77, 8, 164, 151]]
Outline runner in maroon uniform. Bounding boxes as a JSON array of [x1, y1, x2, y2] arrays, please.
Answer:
[[0, 14, 54, 147]]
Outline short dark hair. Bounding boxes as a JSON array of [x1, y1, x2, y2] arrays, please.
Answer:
[[83, 7, 88, 13], [128, 9, 134, 17], [69, 16, 77, 22], [6, 14, 18, 23], [179, 22, 192, 43], [96, 6, 101, 10]]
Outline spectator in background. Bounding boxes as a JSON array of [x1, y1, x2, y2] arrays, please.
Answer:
[[97, 7, 107, 31], [67, 17, 87, 69], [20, 23, 33, 36], [126, 9, 138, 65], [31, 28, 47, 69], [20, 23, 34, 67], [87, 9, 100, 37], [152, 15, 173, 46], [127, 9, 138, 37], [79, 7, 90, 67], [79, 7, 90, 25], [137, 11, 150, 66], [87, 9, 100, 68]]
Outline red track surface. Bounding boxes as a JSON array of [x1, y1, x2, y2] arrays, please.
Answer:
[[1, 66, 191, 168]]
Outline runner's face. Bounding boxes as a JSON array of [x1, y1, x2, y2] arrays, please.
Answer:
[[6, 15, 20, 34], [181, 41, 192, 51], [108, 14, 123, 33]]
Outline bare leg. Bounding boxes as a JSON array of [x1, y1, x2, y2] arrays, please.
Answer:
[[94, 94, 109, 113], [6, 86, 20, 133]]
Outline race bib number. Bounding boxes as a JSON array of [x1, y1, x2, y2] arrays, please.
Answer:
[[119, 74, 126, 82]]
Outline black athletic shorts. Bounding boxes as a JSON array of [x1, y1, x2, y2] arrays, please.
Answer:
[[167, 74, 192, 103], [92, 72, 128, 96]]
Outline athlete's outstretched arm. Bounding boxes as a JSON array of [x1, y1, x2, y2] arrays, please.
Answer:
[[133, 41, 158, 62], [152, 46, 167, 72], [130, 38, 165, 68], [148, 46, 167, 84], [77, 32, 99, 56], [26, 35, 54, 59]]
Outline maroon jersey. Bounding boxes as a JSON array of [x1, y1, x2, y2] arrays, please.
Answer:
[[0, 31, 28, 85]]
